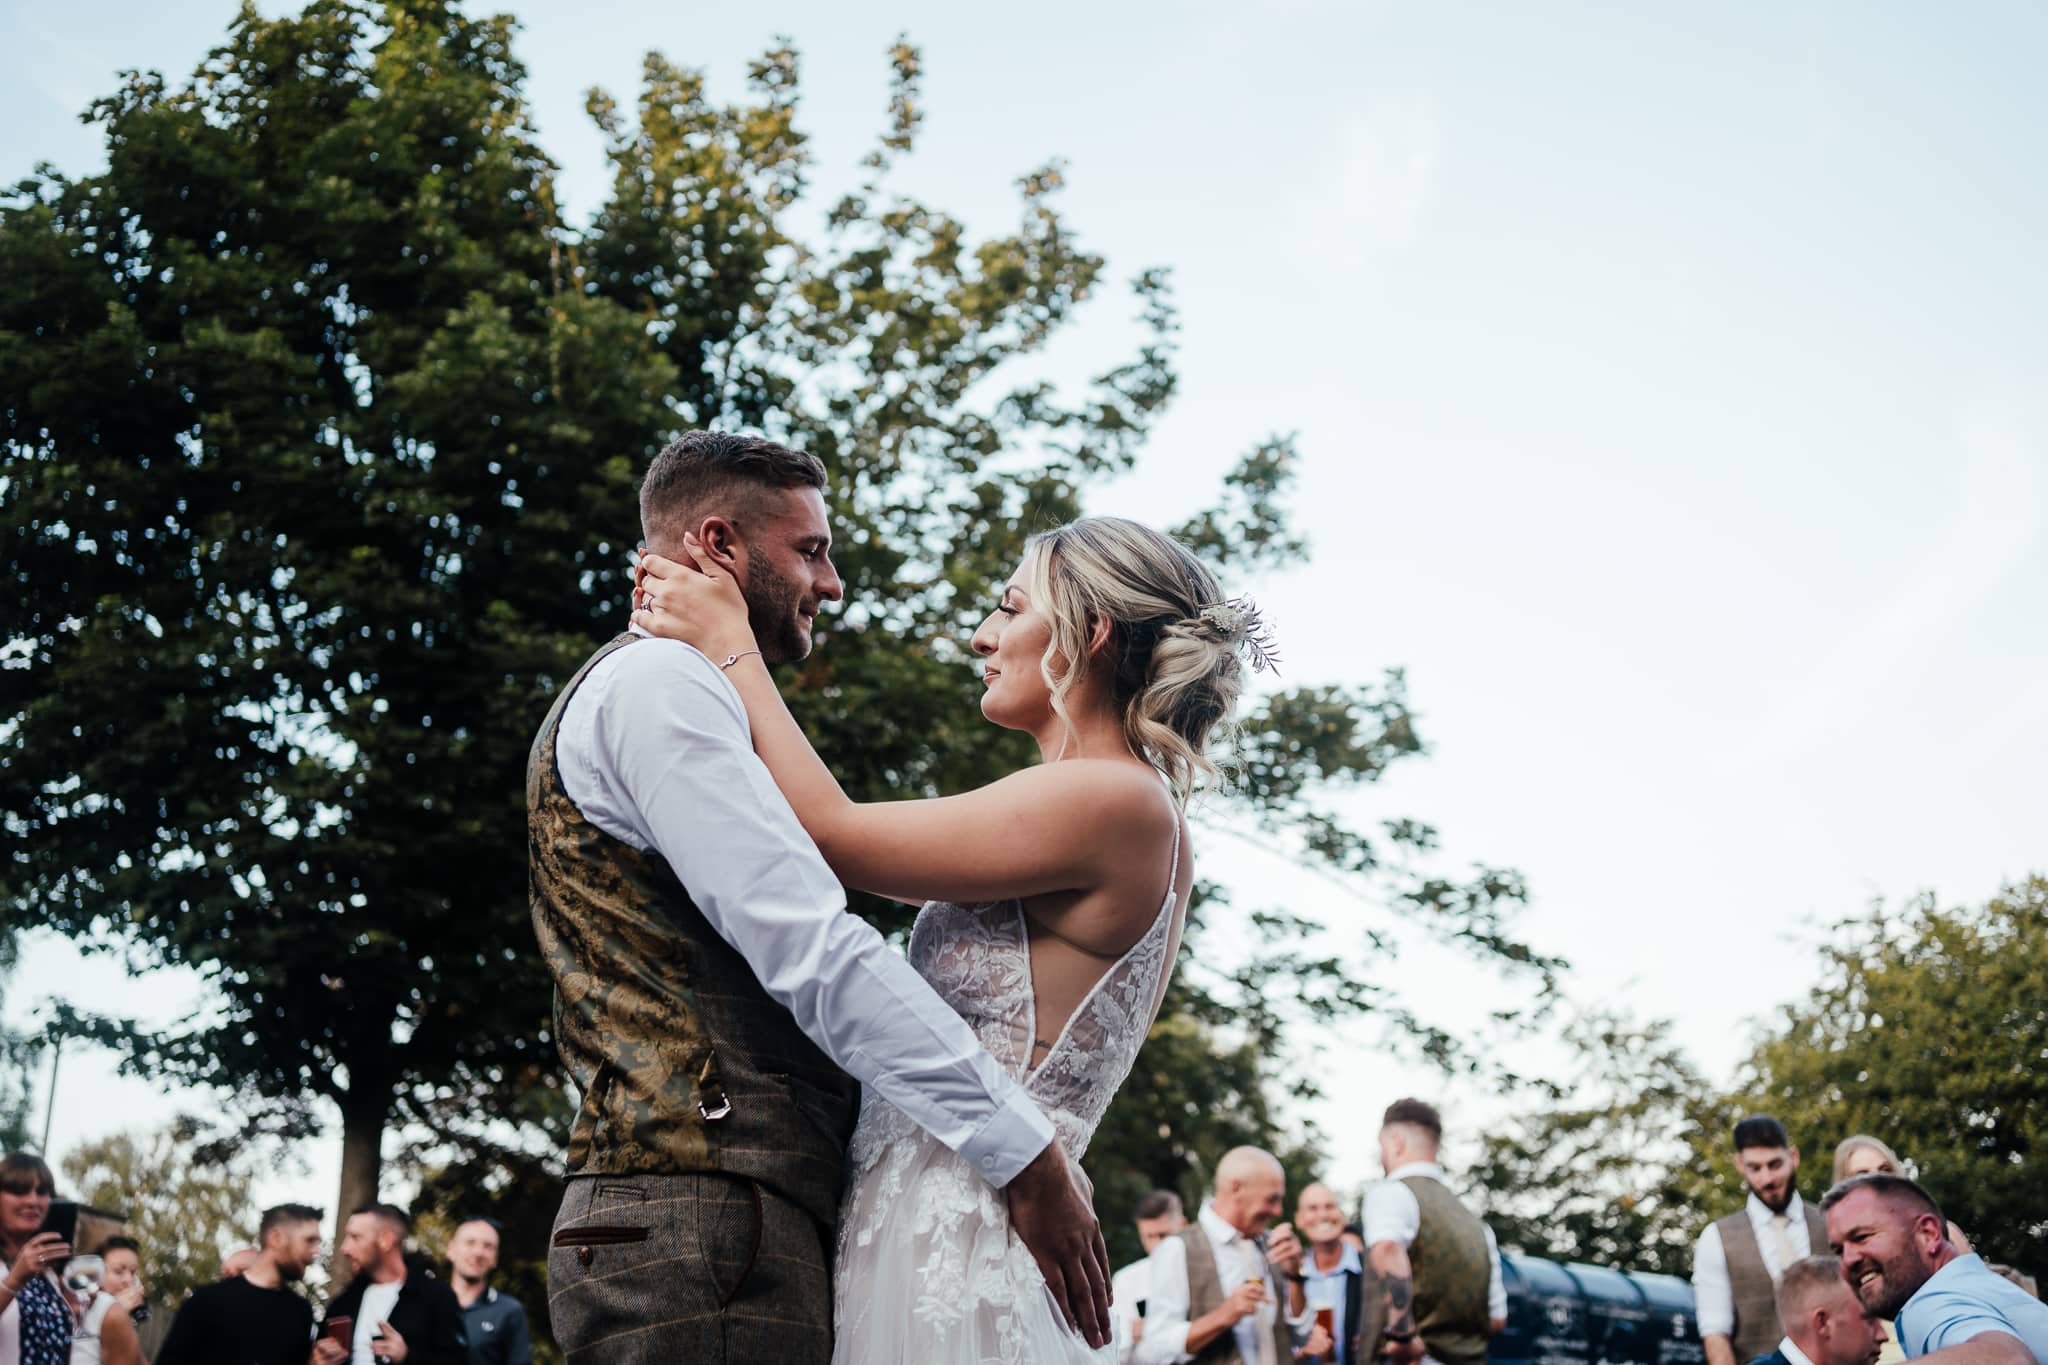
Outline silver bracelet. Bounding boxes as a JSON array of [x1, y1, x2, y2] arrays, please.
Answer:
[[717, 650, 763, 670]]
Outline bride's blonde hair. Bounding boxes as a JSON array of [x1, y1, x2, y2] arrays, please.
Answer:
[[1024, 517, 1255, 803]]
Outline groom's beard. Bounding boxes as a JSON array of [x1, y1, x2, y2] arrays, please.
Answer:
[[745, 556, 812, 664]]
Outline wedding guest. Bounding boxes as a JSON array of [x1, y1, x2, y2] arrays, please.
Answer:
[[1831, 1139, 1971, 1250], [1362, 1100, 1498, 1365], [1824, 1174, 2048, 1365], [153, 1204, 320, 1365], [1114, 1192, 1188, 1364], [446, 1219, 530, 1365], [62, 1248, 142, 1365], [0, 1152, 72, 1365], [92, 1239, 166, 1363], [1137, 1147, 1328, 1364], [1695, 1116, 1828, 1365], [1743, 1256, 1887, 1365], [1297, 1182, 1379, 1365], [314, 1204, 466, 1365]]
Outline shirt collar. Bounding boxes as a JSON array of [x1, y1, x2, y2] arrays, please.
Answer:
[[1779, 1337, 1818, 1365], [1747, 1191, 1804, 1223], [1386, 1161, 1447, 1183], [1199, 1200, 1250, 1248], [1306, 1242, 1363, 1279]]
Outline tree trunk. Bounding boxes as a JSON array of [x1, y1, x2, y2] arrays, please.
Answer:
[[335, 1081, 390, 1248]]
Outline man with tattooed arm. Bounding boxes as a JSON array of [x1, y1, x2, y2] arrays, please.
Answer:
[[1363, 1100, 1504, 1365]]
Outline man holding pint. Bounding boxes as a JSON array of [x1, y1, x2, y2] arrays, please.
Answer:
[[1138, 1147, 1332, 1364]]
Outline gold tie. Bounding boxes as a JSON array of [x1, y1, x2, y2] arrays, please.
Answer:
[[1768, 1214, 1799, 1280]]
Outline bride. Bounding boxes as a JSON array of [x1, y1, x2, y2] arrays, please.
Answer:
[[635, 515, 1265, 1363]]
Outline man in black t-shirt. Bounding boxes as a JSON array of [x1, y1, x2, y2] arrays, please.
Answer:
[[156, 1203, 324, 1365]]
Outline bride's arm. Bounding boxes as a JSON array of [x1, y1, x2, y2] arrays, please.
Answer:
[[635, 547, 1172, 923]]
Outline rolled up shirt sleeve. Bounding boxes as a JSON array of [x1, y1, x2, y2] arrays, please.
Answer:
[[1363, 1180, 1422, 1249], [1136, 1236, 1196, 1364], [1692, 1222, 1734, 1340], [569, 636, 1054, 1186]]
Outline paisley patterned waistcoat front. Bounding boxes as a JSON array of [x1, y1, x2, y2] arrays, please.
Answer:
[[527, 634, 859, 1226]]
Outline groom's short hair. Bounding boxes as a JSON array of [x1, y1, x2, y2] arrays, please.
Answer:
[[640, 430, 827, 547]]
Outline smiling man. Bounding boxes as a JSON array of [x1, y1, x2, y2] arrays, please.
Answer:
[[1695, 1116, 1830, 1365], [1823, 1175, 2048, 1365]]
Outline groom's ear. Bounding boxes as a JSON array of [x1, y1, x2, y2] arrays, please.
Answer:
[[696, 516, 745, 574]]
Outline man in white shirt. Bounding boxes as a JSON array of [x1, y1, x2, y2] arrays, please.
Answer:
[[1693, 1115, 1827, 1365], [1753, 1256, 1887, 1365], [1115, 1191, 1191, 1364], [534, 432, 1107, 1364], [1137, 1147, 1328, 1365], [1361, 1100, 1504, 1365]]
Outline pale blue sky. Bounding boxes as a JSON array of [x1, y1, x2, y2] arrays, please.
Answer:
[[6, 2, 2045, 1206]]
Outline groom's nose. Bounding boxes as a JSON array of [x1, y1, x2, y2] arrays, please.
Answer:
[[814, 558, 844, 603]]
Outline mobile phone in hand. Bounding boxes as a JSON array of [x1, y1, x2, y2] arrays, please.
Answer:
[[321, 1315, 353, 1344]]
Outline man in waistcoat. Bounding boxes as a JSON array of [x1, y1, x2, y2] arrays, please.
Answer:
[[1363, 1099, 1499, 1365], [1137, 1147, 1327, 1364], [1695, 1115, 1828, 1365], [532, 431, 1109, 1364], [1298, 1181, 1381, 1365], [1744, 1256, 1888, 1365]]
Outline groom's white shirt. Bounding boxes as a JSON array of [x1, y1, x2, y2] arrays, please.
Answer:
[[556, 630, 1054, 1185]]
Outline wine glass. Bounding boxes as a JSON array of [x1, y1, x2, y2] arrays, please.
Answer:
[[62, 1254, 105, 1342]]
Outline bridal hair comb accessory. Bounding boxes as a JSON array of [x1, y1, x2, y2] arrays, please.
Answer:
[[1197, 596, 1281, 674]]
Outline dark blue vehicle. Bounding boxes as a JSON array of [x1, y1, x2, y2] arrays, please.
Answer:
[[1494, 1254, 1701, 1365]]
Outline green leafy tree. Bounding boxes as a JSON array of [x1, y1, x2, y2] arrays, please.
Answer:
[[2, 0, 1555, 1294], [0, 937, 42, 1152], [62, 1121, 259, 1306], [1, 0, 671, 1219], [1731, 877, 2048, 1277], [1468, 1011, 1728, 1275]]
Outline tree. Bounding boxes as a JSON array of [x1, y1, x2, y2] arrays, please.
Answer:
[[1468, 1011, 1729, 1275], [61, 1121, 259, 1306], [1, 0, 671, 1221], [1734, 877, 2048, 1276], [0, 936, 42, 1152], [3, 0, 1554, 1265]]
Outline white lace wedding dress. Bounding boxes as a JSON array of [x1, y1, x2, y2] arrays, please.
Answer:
[[830, 819, 1182, 1364]]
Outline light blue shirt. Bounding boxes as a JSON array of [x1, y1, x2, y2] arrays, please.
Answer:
[[1897, 1254, 2048, 1363], [1303, 1242, 1363, 1364]]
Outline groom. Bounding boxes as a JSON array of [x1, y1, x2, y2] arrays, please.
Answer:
[[530, 431, 1110, 1364]]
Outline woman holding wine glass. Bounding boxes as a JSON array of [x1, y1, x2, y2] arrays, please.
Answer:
[[0, 1153, 72, 1365], [61, 1246, 142, 1365]]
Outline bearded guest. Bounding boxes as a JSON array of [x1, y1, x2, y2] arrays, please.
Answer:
[[1694, 1115, 1827, 1365], [1295, 1182, 1379, 1365], [1746, 1257, 1888, 1365], [1824, 1175, 2048, 1365]]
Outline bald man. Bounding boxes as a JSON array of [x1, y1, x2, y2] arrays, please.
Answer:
[[1747, 1257, 1887, 1365], [1824, 1174, 2048, 1365], [1137, 1148, 1329, 1364]]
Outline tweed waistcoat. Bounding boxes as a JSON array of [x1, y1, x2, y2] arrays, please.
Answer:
[[1717, 1203, 1828, 1363], [1402, 1175, 1492, 1365], [528, 634, 860, 1225], [1180, 1224, 1295, 1365]]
